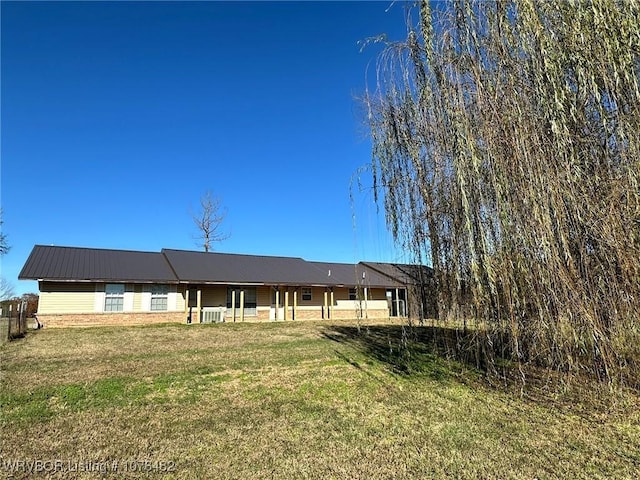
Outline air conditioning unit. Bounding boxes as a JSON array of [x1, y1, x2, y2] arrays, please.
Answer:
[[201, 307, 225, 323]]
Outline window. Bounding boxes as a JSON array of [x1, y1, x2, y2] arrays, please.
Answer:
[[227, 287, 257, 316], [301, 287, 312, 301], [151, 285, 169, 311], [104, 284, 125, 312], [349, 288, 357, 301]]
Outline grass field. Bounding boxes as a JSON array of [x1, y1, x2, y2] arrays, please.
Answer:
[[1, 319, 639, 479]]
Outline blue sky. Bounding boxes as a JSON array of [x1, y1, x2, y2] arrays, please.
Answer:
[[2, 1, 412, 296]]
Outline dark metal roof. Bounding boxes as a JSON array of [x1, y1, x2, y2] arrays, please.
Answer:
[[19, 245, 429, 287], [361, 262, 434, 285], [162, 249, 337, 286], [19, 245, 179, 282], [308, 262, 403, 288]]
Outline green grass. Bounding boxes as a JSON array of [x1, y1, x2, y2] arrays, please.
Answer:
[[1, 319, 639, 479]]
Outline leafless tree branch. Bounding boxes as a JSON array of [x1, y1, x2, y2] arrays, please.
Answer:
[[192, 191, 230, 252], [0, 209, 9, 256], [0, 278, 15, 301]]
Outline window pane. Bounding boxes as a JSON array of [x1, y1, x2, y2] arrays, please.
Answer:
[[227, 287, 257, 308], [105, 297, 123, 312], [151, 297, 167, 311], [151, 285, 169, 295], [105, 284, 124, 311], [105, 284, 125, 295], [226, 288, 235, 308], [244, 288, 256, 304]]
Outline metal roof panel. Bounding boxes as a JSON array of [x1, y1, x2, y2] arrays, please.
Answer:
[[19, 245, 179, 282]]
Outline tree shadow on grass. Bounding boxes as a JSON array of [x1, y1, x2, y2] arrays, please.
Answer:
[[321, 323, 640, 418], [321, 323, 479, 383]]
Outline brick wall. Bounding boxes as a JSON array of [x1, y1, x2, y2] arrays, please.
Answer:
[[292, 309, 322, 320], [291, 307, 390, 321], [331, 308, 390, 320], [38, 306, 395, 328], [38, 312, 186, 328]]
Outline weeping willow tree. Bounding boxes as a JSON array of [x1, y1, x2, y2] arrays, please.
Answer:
[[365, 0, 640, 385]]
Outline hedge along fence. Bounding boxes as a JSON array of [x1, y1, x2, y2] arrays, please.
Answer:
[[364, 0, 640, 386]]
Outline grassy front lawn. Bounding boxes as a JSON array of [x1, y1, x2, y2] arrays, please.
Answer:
[[1, 319, 639, 479]]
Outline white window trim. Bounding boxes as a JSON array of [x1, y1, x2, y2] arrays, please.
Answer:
[[123, 286, 134, 312], [167, 285, 177, 311], [150, 285, 169, 311], [104, 283, 126, 312], [141, 285, 152, 311], [95, 284, 106, 312]]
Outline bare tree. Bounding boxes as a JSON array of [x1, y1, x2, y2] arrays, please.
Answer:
[[0, 209, 9, 256], [0, 278, 15, 301], [192, 191, 229, 252], [0, 210, 12, 302]]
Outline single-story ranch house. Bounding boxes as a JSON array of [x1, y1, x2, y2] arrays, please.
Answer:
[[19, 245, 433, 328]]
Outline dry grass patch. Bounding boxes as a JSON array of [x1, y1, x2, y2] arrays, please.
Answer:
[[1, 320, 639, 479]]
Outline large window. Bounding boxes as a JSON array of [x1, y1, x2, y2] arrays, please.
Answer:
[[105, 284, 125, 312], [301, 287, 312, 301], [151, 285, 169, 311], [349, 288, 357, 301], [227, 287, 257, 316]]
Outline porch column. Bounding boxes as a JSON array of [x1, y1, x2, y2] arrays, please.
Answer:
[[275, 289, 280, 321], [323, 291, 328, 319], [232, 290, 237, 322], [403, 288, 408, 318], [330, 289, 334, 319], [364, 287, 368, 319], [239, 290, 245, 322], [395, 287, 400, 317], [196, 288, 202, 324], [184, 288, 190, 316], [293, 290, 297, 320], [284, 290, 289, 321]]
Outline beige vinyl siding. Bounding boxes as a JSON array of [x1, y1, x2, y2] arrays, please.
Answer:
[[38, 282, 97, 314], [367, 288, 389, 300], [296, 286, 324, 305], [256, 286, 271, 306], [201, 286, 226, 307], [175, 286, 186, 311], [134, 284, 183, 312], [133, 285, 143, 311], [167, 285, 178, 311], [123, 285, 134, 311], [332, 287, 351, 301]]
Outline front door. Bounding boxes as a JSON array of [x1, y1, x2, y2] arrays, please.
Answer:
[[386, 288, 407, 317]]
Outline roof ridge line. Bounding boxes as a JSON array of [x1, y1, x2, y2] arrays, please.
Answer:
[[162, 248, 306, 261]]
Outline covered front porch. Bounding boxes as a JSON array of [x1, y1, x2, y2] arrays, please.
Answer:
[[182, 284, 400, 323]]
